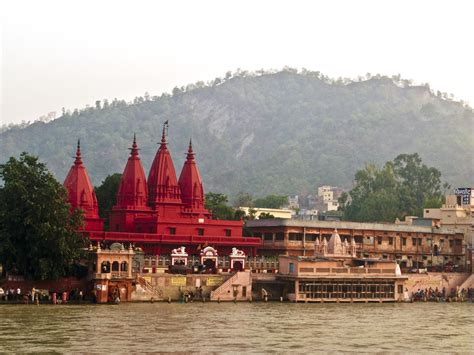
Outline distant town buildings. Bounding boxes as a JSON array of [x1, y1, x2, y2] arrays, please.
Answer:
[[423, 187, 473, 248]]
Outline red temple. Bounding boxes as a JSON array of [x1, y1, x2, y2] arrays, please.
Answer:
[[64, 125, 260, 256]]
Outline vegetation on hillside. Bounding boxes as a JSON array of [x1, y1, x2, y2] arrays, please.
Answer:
[[1, 69, 472, 199], [0, 153, 87, 280], [338, 153, 448, 222]]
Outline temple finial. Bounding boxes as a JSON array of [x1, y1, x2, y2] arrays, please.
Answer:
[[186, 138, 195, 159], [74, 139, 82, 165], [161, 120, 169, 144], [130, 133, 139, 156]]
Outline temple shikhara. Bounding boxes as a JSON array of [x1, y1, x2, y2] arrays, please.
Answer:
[[63, 124, 261, 259]]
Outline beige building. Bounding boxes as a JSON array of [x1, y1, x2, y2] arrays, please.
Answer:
[[423, 188, 473, 246], [239, 207, 294, 219], [278, 231, 407, 302]]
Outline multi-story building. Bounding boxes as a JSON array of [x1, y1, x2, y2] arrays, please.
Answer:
[[423, 188, 473, 246], [246, 219, 465, 270], [287, 195, 299, 209]]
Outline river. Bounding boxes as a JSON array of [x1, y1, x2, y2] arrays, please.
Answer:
[[0, 302, 472, 353]]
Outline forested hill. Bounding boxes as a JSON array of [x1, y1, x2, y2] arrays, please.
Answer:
[[1, 70, 472, 197]]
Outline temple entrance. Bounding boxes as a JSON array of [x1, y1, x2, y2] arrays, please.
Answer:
[[233, 260, 243, 271], [203, 258, 216, 272]]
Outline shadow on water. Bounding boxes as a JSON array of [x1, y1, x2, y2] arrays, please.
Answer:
[[0, 302, 473, 352]]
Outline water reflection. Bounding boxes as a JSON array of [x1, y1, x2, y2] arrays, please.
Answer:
[[0, 303, 473, 352]]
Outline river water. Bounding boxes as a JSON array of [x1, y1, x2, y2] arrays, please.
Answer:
[[0, 302, 472, 353]]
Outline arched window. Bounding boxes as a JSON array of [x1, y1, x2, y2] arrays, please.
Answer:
[[120, 261, 128, 272], [101, 261, 110, 273], [112, 261, 120, 272]]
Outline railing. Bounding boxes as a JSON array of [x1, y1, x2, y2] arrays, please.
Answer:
[[136, 276, 162, 298], [290, 267, 398, 276], [86, 231, 261, 246], [210, 273, 240, 299]]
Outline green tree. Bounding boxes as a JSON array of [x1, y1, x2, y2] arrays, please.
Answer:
[[95, 173, 122, 229], [339, 154, 446, 222], [258, 212, 275, 219], [254, 194, 288, 209], [233, 192, 253, 207], [0, 153, 86, 280], [204, 192, 236, 220]]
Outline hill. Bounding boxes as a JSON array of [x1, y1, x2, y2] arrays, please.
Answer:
[[1, 70, 472, 197]]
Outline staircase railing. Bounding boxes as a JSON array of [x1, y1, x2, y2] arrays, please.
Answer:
[[210, 272, 249, 299], [136, 276, 162, 299]]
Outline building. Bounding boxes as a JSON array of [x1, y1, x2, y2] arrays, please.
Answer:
[[423, 188, 473, 246], [277, 228, 407, 302], [287, 195, 299, 209], [238, 207, 293, 219], [63, 125, 261, 259], [246, 219, 465, 270]]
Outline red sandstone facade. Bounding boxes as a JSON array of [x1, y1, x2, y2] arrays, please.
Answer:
[[64, 126, 260, 256]]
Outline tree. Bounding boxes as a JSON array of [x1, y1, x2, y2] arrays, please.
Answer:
[[339, 154, 446, 222], [95, 173, 122, 229], [258, 212, 275, 219], [204, 192, 236, 220], [233, 192, 253, 207], [0, 153, 86, 280], [254, 194, 288, 209]]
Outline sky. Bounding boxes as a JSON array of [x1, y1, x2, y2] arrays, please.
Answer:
[[1, 0, 473, 125]]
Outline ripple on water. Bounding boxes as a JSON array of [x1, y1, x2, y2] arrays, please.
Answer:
[[0, 303, 473, 352]]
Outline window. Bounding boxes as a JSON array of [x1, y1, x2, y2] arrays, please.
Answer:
[[289, 263, 294, 273], [275, 233, 285, 241], [389, 237, 393, 245], [418, 239, 422, 246], [263, 233, 273, 241], [377, 237, 382, 245], [242, 286, 247, 297], [289, 233, 303, 241], [402, 238, 407, 246], [412, 238, 417, 246], [225, 229, 231, 237], [305, 234, 318, 241], [363, 236, 374, 245], [455, 240, 462, 246], [169, 227, 176, 235], [398, 285, 403, 293]]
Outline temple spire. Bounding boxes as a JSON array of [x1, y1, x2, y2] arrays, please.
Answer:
[[179, 138, 205, 210], [115, 134, 149, 209], [161, 120, 169, 144], [148, 121, 181, 206], [129, 133, 139, 156], [64, 141, 103, 231], [74, 139, 82, 165], [186, 138, 194, 160]]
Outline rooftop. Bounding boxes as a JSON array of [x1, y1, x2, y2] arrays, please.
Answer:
[[246, 219, 460, 235]]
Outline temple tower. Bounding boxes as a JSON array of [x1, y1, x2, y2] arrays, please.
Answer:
[[116, 134, 149, 209], [109, 135, 154, 232], [63, 140, 104, 231], [147, 123, 181, 207], [178, 139, 205, 211], [328, 229, 343, 255]]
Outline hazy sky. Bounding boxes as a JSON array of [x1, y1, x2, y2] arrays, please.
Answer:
[[1, 0, 473, 125]]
